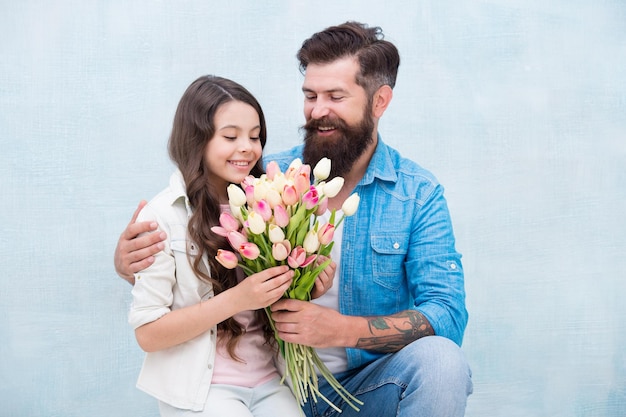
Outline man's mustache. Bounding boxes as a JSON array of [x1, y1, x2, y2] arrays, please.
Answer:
[[303, 116, 348, 132]]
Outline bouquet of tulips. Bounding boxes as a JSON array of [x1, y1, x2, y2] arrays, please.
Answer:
[[212, 157, 363, 413]]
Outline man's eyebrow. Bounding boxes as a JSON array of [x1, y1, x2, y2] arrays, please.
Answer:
[[302, 87, 349, 94]]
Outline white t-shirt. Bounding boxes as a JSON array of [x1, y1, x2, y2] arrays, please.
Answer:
[[312, 210, 349, 374]]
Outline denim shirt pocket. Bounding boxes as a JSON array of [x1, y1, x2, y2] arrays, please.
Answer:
[[371, 233, 409, 290]]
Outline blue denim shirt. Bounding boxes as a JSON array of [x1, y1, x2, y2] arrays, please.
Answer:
[[266, 136, 468, 370]]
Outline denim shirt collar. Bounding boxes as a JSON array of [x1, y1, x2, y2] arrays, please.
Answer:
[[359, 134, 398, 186]]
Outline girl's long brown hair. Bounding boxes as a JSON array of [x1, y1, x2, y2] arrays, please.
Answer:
[[168, 75, 272, 359]]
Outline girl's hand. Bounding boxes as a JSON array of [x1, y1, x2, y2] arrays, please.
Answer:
[[235, 265, 294, 311], [311, 256, 336, 299]]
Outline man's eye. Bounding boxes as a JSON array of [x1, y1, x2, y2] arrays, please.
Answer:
[[331, 96, 344, 101]]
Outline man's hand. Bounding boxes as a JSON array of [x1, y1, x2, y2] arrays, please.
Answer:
[[114, 201, 166, 284], [270, 299, 435, 353], [310, 256, 336, 300], [270, 299, 350, 348]]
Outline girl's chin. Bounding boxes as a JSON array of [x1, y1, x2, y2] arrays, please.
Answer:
[[225, 171, 252, 184]]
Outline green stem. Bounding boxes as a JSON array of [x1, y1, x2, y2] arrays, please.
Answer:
[[281, 341, 363, 412]]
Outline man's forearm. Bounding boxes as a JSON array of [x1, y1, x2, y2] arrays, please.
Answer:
[[355, 310, 434, 353]]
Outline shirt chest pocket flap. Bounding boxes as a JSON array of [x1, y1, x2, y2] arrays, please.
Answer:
[[371, 233, 408, 289], [169, 238, 212, 300]]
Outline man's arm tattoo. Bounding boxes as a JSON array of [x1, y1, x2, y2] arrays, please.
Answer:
[[356, 310, 435, 352]]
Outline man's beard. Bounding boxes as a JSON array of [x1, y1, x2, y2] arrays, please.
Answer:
[[301, 106, 375, 179]]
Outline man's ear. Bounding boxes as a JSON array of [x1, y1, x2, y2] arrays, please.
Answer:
[[372, 85, 393, 118]]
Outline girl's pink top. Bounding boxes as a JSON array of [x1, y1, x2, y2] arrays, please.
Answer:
[[211, 205, 278, 387]]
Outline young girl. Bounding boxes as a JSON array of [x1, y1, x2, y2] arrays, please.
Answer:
[[129, 75, 332, 417]]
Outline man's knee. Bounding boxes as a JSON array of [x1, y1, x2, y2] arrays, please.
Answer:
[[398, 336, 471, 385]]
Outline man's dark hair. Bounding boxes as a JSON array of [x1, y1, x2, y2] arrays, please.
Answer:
[[297, 21, 400, 96]]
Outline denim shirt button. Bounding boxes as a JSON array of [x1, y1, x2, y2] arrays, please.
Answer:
[[393, 242, 400, 249], [449, 262, 457, 270]]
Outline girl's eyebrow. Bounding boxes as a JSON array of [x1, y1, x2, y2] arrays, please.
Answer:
[[217, 124, 261, 131]]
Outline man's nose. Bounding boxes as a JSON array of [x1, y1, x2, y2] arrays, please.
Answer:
[[310, 101, 330, 119]]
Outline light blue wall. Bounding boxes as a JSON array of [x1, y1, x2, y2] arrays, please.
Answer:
[[1, 1, 625, 416]]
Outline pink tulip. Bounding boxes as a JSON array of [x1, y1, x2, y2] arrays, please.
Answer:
[[299, 164, 311, 178], [220, 212, 240, 230], [272, 240, 291, 261], [215, 249, 238, 269], [282, 185, 299, 206], [285, 158, 303, 179], [317, 223, 335, 245], [301, 254, 317, 267], [239, 242, 260, 260], [315, 196, 328, 215], [287, 246, 317, 268], [241, 175, 255, 189], [273, 204, 290, 228], [253, 199, 272, 222], [288, 246, 307, 268], [227, 230, 248, 250], [266, 161, 280, 180], [302, 186, 319, 210], [210, 226, 228, 237], [245, 184, 255, 206], [294, 170, 310, 196]]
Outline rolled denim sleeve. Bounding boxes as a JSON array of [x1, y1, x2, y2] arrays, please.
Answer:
[[408, 184, 468, 346]]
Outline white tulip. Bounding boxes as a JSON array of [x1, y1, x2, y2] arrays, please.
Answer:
[[265, 188, 283, 208], [271, 173, 287, 194], [288, 158, 303, 171], [247, 211, 266, 235], [303, 230, 320, 253], [341, 193, 360, 216], [229, 203, 244, 222], [313, 157, 331, 181], [268, 224, 286, 243], [253, 180, 269, 201], [227, 184, 247, 207], [322, 177, 344, 198]]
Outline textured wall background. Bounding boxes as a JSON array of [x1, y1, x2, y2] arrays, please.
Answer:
[[1, 1, 625, 416]]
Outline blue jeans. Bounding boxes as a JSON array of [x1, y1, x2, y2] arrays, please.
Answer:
[[302, 336, 473, 417]]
